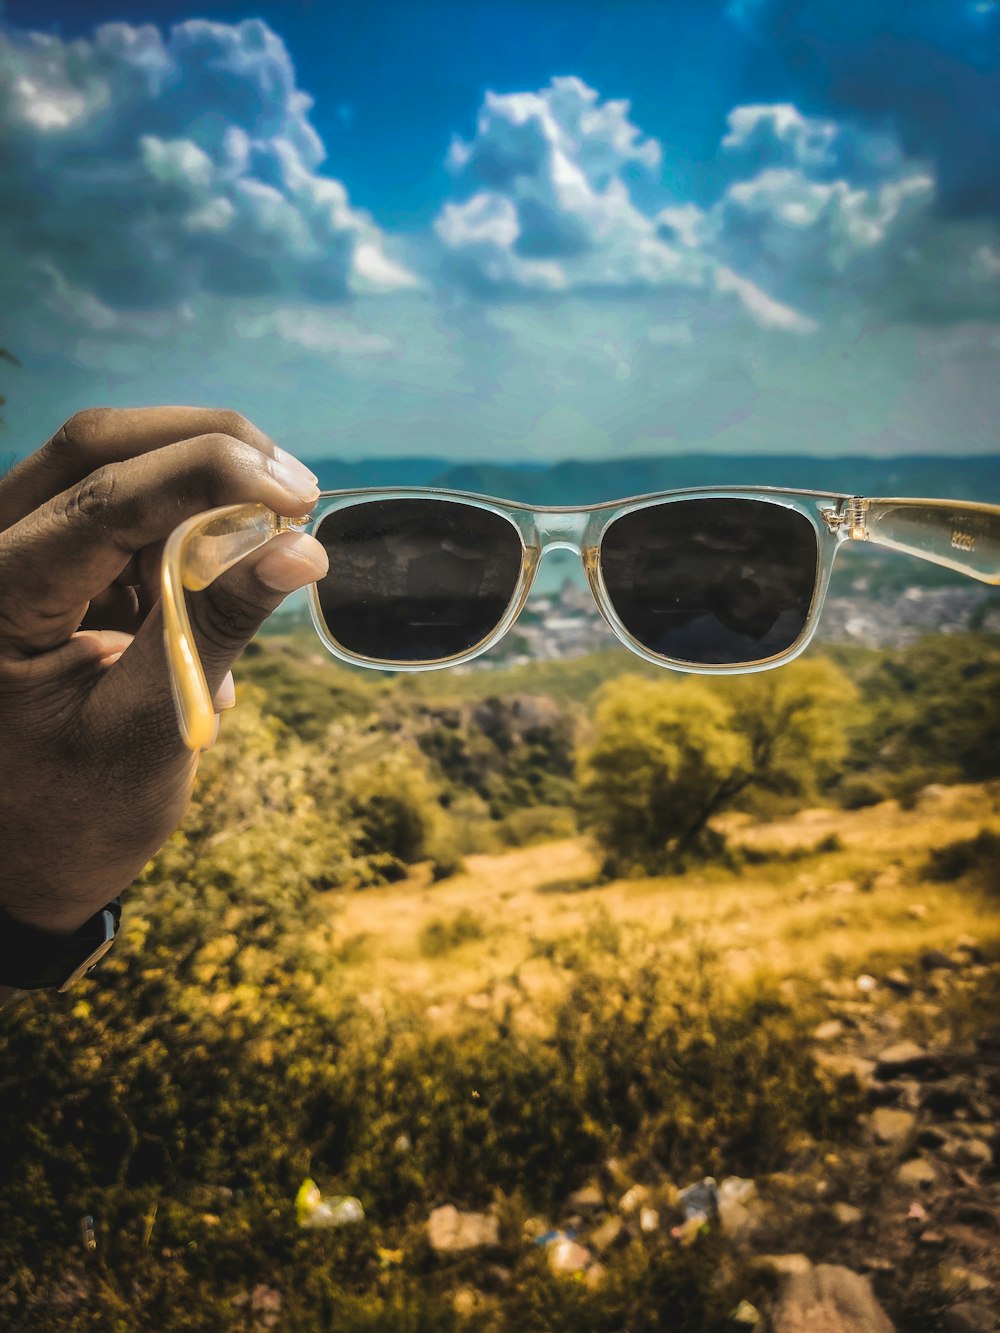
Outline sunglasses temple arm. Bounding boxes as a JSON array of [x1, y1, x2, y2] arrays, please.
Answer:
[[162, 502, 288, 751], [845, 497, 1000, 585]]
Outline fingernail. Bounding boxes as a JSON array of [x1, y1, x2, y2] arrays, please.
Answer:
[[213, 671, 236, 711], [255, 533, 328, 592], [268, 449, 320, 502]]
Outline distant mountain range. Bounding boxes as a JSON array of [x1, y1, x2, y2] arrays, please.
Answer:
[[311, 454, 1000, 504]]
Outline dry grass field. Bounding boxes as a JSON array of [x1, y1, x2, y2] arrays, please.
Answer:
[[319, 781, 1000, 1033]]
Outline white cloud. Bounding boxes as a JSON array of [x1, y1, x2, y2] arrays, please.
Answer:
[[0, 17, 417, 319], [435, 76, 704, 294], [714, 266, 819, 333]]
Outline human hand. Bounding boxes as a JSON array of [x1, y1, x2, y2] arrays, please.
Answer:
[[0, 407, 329, 936]]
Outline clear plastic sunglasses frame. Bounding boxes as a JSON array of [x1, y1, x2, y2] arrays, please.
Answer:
[[163, 486, 1000, 750]]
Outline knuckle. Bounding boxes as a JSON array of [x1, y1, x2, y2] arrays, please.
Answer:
[[192, 434, 261, 498], [51, 408, 114, 459], [210, 409, 255, 443], [59, 465, 119, 526]]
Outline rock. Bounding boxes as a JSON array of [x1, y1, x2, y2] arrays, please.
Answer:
[[856, 974, 878, 994], [754, 1254, 813, 1280], [896, 1157, 937, 1188], [958, 1139, 993, 1166], [828, 880, 858, 896], [584, 1262, 608, 1290], [814, 1020, 844, 1042], [943, 1304, 997, 1333], [918, 1229, 947, 1246], [639, 1206, 659, 1233], [875, 1042, 940, 1079], [882, 970, 913, 994], [917, 1126, 949, 1149], [589, 1215, 624, 1254], [427, 1205, 499, 1253], [719, 1198, 756, 1239], [922, 949, 960, 971], [730, 1299, 763, 1325], [870, 1107, 916, 1146], [942, 1267, 993, 1296], [244, 1286, 282, 1330], [452, 1288, 478, 1317], [814, 1052, 877, 1087], [547, 1237, 592, 1275], [831, 1202, 864, 1228], [771, 1264, 895, 1333], [619, 1184, 650, 1215], [566, 1184, 603, 1213], [907, 904, 928, 920], [720, 1177, 757, 1205]]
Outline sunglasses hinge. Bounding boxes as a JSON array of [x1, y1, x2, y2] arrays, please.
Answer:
[[822, 497, 869, 541]]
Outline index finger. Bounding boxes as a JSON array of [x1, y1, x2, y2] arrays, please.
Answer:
[[0, 406, 281, 532]]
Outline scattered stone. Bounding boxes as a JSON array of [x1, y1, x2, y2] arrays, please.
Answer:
[[771, 1263, 894, 1333], [730, 1299, 763, 1326], [943, 1304, 997, 1333], [232, 1286, 282, 1330], [957, 1139, 993, 1166], [754, 1254, 813, 1280], [639, 1206, 659, 1233], [860, 1257, 895, 1275], [918, 1229, 947, 1246], [953, 937, 984, 963], [813, 1020, 844, 1042], [882, 970, 913, 994], [856, 974, 878, 994], [917, 1126, 949, 1149], [547, 1236, 592, 1276], [618, 1184, 650, 1214], [720, 1177, 757, 1205], [828, 880, 859, 896], [907, 1202, 928, 1224], [427, 1206, 499, 1253], [907, 904, 928, 920], [566, 1184, 604, 1213], [589, 1215, 624, 1254], [452, 1288, 478, 1317], [896, 1157, 937, 1188], [875, 1042, 939, 1079], [870, 1107, 916, 1146], [584, 1262, 608, 1290], [719, 1198, 756, 1238], [831, 1202, 864, 1228], [814, 1052, 877, 1087], [922, 949, 960, 972], [942, 1267, 993, 1296]]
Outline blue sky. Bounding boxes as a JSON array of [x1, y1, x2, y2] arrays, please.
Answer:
[[2, 0, 1000, 463]]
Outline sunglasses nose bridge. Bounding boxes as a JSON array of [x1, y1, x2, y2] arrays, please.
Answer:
[[534, 510, 589, 553]]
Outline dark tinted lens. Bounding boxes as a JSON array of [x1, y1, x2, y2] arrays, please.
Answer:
[[314, 499, 523, 662], [600, 499, 818, 665]]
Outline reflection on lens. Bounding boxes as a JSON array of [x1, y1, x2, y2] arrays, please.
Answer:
[[600, 499, 818, 665], [315, 499, 524, 662]]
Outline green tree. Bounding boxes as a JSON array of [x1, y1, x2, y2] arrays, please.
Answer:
[[578, 659, 855, 875]]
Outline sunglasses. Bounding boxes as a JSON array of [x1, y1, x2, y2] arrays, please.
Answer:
[[163, 486, 1000, 750]]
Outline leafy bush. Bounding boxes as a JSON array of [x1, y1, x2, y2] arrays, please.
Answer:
[[418, 908, 486, 957], [924, 828, 1000, 894], [578, 661, 855, 875], [497, 804, 578, 847]]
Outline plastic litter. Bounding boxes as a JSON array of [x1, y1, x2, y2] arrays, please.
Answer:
[[678, 1177, 719, 1222], [295, 1178, 365, 1229]]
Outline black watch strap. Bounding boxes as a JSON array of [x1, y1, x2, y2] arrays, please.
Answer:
[[0, 899, 122, 992]]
